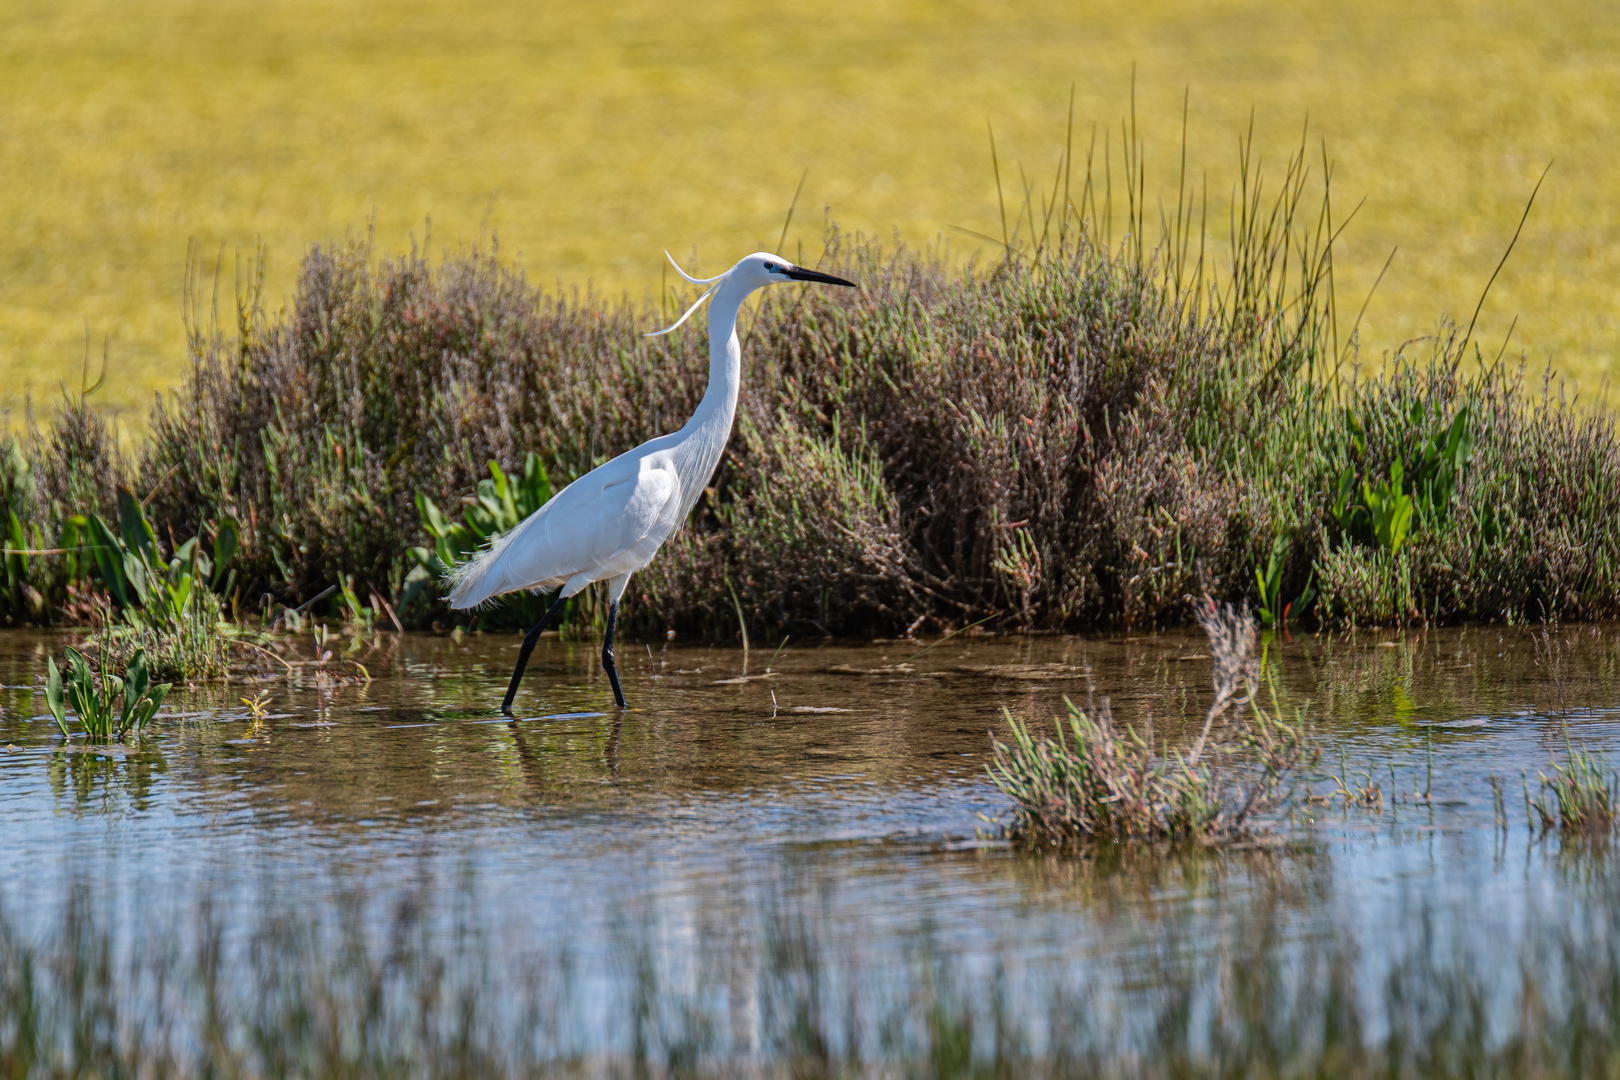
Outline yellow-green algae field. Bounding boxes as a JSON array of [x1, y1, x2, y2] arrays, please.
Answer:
[[1, 0, 1617, 428]]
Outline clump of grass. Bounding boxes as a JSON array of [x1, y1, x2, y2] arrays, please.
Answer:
[[90, 583, 230, 682], [44, 645, 170, 743], [1530, 728, 1619, 834], [988, 698, 1219, 843], [986, 600, 1317, 846], [1330, 757, 1386, 810]]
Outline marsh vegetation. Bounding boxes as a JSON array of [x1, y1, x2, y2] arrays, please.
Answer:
[[4, 109, 1618, 649]]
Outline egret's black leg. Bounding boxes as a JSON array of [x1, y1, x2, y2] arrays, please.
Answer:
[[501, 592, 569, 716], [602, 599, 627, 708]]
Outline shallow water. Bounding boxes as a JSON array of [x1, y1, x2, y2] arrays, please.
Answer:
[[4, 624, 1620, 1066]]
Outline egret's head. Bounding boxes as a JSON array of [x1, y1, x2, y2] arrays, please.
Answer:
[[646, 250, 856, 338], [732, 251, 858, 290]]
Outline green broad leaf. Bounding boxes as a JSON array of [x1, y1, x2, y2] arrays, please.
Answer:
[[1344, 407, 1366, 458], [123, 551, 150, 607], [126, 648, 150, 699], [489, 460, 520, 523], [416, 493, 455, 540], [85, 514, 131, 608], [520, 453, 552, 515], [135, 682, 171, 733], [211, 518, 239, 589], [475, 477, 500, 515], [63, 647, 103, 738], [340, 575, 365, 620], [46, 656, 69, 738], [464, 505, 497, 539], [167, 575, 194, 619], [65, 646, 92, 686], [1446, 409, 1473, 468], [433, 536, 457, 571], [487, 459, 510, 498], [115, 487, 157, 569], [192, 549, 213, 588]]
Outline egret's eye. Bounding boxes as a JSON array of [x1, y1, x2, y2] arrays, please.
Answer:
[[763, 261, 777, 271]]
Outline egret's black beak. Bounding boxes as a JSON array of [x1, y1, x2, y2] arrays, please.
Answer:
[[784, 266, 856, 287]]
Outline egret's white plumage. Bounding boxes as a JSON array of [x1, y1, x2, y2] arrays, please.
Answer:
[[447, 250, 856, 712]]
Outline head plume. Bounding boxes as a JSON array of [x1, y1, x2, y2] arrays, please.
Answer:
[[645, 252, 728, 338]]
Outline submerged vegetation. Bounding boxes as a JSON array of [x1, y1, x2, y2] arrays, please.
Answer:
[[1, 113, 1619, 642]]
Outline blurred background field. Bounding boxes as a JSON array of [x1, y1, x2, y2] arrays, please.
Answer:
[[0, 0, 1616, 432]]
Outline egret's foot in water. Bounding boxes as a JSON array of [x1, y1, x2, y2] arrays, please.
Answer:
[[602, 599, 628, 709], [500, 592, 569, 716]]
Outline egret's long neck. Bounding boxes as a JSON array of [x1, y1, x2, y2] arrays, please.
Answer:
[[669, 275, 753, 515], [686, 276, 750, 443]]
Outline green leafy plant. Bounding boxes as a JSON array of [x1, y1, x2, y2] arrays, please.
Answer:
[[337, 574, 377, 638], [1, 445, 89, 625], [45, 646, 171, 743], [1330, 404, 1472, 557], [409, 453, 552, 582], [1, 511, 47, 621], [74, 488, 240, 678], [1363, 459, 1415, 554], [405, 453, 560, 625], [242, 689, 272, 723], [78, 489, 237, 623], [1254, 535, 1314, 627], [987, 699, 1216, 843]]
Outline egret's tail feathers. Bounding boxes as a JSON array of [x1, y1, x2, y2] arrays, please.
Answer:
[[444, 527, 520, 611]]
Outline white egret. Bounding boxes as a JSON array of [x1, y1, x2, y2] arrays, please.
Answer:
[[446, 251, 857, 713]]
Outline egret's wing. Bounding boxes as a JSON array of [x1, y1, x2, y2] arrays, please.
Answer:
[[446, 452, 680, 609]]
